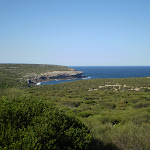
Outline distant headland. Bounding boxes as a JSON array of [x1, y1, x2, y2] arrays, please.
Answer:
[[25, 70, 85, 85], [0, 64, 85, 87]]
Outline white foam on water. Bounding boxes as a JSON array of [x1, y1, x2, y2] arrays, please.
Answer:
[[55, 79, 60, 81], [82, 77, 91, 80], [36, 82, 41, 85]]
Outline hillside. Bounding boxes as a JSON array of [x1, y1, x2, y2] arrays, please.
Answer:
[[25, 78, 150, 150], [0, 64, 82, 88], [0, 64, 92, 149], [0, 64, 150, 150]]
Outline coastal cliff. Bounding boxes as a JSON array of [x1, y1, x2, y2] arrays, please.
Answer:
[[25, 71, 84, 84]]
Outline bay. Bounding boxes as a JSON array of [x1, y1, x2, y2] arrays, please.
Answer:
[[40, 66, 150, 85]]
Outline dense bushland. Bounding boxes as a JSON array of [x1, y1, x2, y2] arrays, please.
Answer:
[[1, 64, 150, 149], [25, 78, 150, 150], [0, 89, 92, 150]]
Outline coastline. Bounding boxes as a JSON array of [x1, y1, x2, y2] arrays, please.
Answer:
[[25, 70, 86, 85]]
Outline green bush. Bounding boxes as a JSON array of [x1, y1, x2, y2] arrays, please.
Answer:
[[109, 123, 150, 150], [0, 94, 92, 150], [133, 102, 150, 108], [105, 103, 116, 109], [78, 110, 93, 118], [131, 112, 150, 125], [85, 100, 95, 104]]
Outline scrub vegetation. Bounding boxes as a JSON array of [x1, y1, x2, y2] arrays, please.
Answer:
[[0, 64, 150, 150], [25, 78, 150, 150], [0, 89, 91, 150], [0, 64, 71, 89]]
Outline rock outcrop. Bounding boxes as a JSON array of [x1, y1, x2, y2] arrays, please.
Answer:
[[25, 71, 85, 84]]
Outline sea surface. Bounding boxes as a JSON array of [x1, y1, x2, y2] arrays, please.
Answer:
[[40, 66, 150, 85]]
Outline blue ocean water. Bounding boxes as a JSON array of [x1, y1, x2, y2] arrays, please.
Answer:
[[40, 66, 150, 85]]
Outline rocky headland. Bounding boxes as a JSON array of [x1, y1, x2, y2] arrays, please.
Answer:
[[25, 71, 85, 84]]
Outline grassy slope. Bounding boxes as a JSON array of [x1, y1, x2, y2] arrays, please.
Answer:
[[25, 78, 150, 150], [0, 64, 71, 89]]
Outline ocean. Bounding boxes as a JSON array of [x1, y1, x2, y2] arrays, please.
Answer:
[[40, 66, 150, 85]]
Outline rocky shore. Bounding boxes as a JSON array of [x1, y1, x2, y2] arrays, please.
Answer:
[[25, 71, 85, 85]]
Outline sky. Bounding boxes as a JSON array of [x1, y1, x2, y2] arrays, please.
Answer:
[[0, 0, 150, 66]]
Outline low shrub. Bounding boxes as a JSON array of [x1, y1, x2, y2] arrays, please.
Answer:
[[85, 100, 95, 104], [105, 103, 116, 109], [130, 112, 150, 125], [78, 110, 94, 118], [109, 123, 150, 150], [133, 102, 150, 108]]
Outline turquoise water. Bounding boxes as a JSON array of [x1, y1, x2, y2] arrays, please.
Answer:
[[40, 66, 150, 85]]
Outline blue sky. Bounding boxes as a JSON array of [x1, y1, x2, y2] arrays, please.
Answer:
[[0, 0, 150, 66]]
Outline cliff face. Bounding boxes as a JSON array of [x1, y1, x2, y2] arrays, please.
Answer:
[[26, 71, 84, 84]]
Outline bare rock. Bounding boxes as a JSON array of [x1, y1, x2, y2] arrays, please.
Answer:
[[25, 71, 84, 84]]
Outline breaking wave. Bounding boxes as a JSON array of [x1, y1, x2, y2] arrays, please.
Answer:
[[82, 77, 91, 80], [36, 82, 41, 85]]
